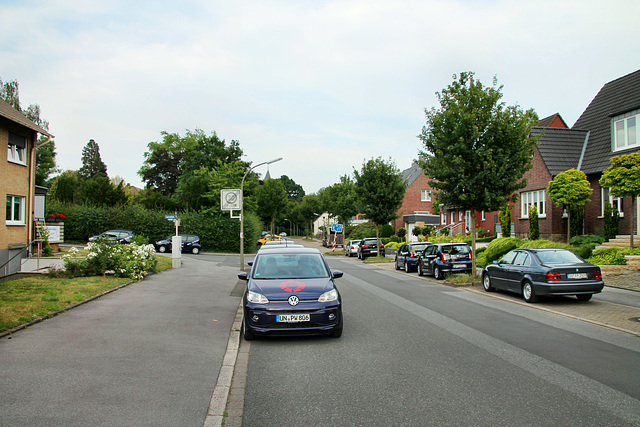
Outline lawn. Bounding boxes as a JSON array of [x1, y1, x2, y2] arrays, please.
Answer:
[[0, 255, 172, 333]]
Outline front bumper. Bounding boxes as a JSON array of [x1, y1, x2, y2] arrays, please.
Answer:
[[244, 304, 342, 337]]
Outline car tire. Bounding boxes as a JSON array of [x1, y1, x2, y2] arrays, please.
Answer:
[[405, 261, 411, 273], [417, 263, 424, 276], [482, 273, 495, 292], [395, 257, 400, 270], [191, 247, 200, 254], [158, 245, 167, 253], [433, 266, 443, 280], [522, 281, 538, 303], [576, 294, 593, 301], [331, 324, 343, 338], [241, 319, 255, 341]]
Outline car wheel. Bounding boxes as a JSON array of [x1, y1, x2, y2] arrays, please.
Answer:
[[482, 273, 495, 292], [331, 324, 343, 338], [433, 266, 443, 280], [576, 294, 593, 301], [417, 263, 424, 276], [522, 281, 538, 303], [404, 261, 411, 273], [191, 247, 200, 254], [395, 257, 400, 270], [241, 319, 255, 341], [158, 245, 167, 253]]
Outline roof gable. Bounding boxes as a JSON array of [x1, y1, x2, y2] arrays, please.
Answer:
[[531, 127, 588, 176], [0, 98, 52, 137], [573, 69, 640, 174]]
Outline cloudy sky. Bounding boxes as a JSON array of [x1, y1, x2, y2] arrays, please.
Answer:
[[2, 0, 639, 194]]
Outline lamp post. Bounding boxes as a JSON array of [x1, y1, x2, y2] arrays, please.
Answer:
[[240, 157, 283, 270]]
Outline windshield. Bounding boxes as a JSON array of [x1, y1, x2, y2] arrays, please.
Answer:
[[252, 253, 329, 279]]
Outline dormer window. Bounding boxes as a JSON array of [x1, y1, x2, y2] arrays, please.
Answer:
[[613, 110, 638, 152]]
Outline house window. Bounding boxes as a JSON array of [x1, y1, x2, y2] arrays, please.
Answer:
[[520, 190, 546, 218], [7, 132, 27, 165], [613, 111, 639, 152], [6, 195, 26, 225], [601, 188, 624, 217], [441, 212, 446, 225], [481, 211, 486, 221], [421, 189, 431, 202], [450, 211, 454, 224]]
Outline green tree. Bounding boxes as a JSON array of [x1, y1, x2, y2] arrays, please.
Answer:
[[298, 195, 323, 236], [529, 205, 539, 240], [603, 201, 620, 241], [278, 175, 305, 201], [397, 227, 407, 241], [49, 170, 79, 204], [547, 168, 593, 243], [256, 179, 288, 233], [139, 135, 183, 195], [78, 139, 108, 180], [412, 226, 423, 240], [354, 157, 406, 252], [319, 175, 359, 227], [599, 152, 640, 248], [418, 72, 538, 274], [499, 205, 511, 238]]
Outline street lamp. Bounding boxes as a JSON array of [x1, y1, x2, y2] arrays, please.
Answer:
[[240, 157, 283, 270]]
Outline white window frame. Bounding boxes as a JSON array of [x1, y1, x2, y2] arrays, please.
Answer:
[[481, 211, 486, 221], [420, 189, 431, 202], [7, 133, 27, 165], [601, 187, 625, 217], [450, 211, 455, 224], [612, 111, 639, 152], [441, 212, 446, 225], [6, 195, 26, 225], [520, 190, 546, 218]]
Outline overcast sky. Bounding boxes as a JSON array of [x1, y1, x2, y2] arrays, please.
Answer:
[[2, 0, 639, 194]]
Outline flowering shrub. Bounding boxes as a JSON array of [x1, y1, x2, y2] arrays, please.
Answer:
[[46, 213, 66, 221], [62, 240, 157, 281]]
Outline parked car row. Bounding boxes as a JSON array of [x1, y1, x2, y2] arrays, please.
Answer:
[[385, 240, 604, 304], [88, 229, 202, 254], [344, 238, 386, 259]]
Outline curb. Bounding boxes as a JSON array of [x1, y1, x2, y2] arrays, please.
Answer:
[[203, 302, 243, 427]]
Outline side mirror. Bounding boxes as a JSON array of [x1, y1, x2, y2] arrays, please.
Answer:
[[248, 261, 254, 266], [332, 270, 344, 279], [238, 272, 248, 281]]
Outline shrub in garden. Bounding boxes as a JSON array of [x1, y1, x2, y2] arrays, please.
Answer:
[[499, 205, 511, 238], [529, 205, 539, 240], [482, 237, 523, 264], [603, 201, 620, 241], [397, 227, 407, 240], [587, 247, 629, 266]]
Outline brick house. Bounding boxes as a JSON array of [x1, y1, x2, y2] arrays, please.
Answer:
[[393, 162, 440, 241], [1, 98, 53, 276], [515, 69, 640, 241]]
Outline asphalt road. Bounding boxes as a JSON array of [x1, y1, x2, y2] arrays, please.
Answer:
[[241, 255, 640, 427], [0, 254, 242, 427]]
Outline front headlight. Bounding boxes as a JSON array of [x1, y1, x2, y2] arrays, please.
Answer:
[[247, 291, 269, 304], [318, 289, 338, 302]]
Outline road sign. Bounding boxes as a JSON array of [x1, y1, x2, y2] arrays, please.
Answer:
[[165, 215, 176, 220], [331, 223, 343, 233], [221, 189, 242, 210]]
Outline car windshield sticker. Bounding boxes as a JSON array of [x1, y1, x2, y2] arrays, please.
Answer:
[[281, 280, 305, 293]]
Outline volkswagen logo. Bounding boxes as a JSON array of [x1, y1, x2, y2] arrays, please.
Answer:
[[288, 295, 299, 306]]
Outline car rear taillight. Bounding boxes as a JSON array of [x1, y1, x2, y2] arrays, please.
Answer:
[[362, 245, 369, 249], [380, 244, 384, 248], [546, 273, 561, 281], [442, 253, 449, 263], [593, 271, 602, 280]]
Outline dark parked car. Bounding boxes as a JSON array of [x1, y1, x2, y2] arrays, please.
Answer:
[[88, 229, 133, 244], [238, 247, 343, 340], [395, 242, 432, 272], [482, 248, 604, 303], [357, 238, 385, 259], [154, 234, 202, 254], [417, 242, 472, 279]]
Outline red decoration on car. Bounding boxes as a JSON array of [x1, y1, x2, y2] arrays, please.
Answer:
[[280, 280, 305, 293]]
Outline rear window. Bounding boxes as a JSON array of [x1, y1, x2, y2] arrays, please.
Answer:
[[535, 249, 582, 264], [253, 253, 329, 279], [441, 244, 470, 255]]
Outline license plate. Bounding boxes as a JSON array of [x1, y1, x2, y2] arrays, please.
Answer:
[[277, 314, 310, 323], [453, 263, 465, 268], [567, 273, 588, 279]]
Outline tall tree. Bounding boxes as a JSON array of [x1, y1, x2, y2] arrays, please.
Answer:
[[256, 179, 288, 233], [319, 175, 359, 227], [418, 72, 539, 275], [78, 139, 108, 180], [599, 152, 640, 248], [278, 175, 305, 201], [547, 169, 593, 243], [354, 157, 406, 251]]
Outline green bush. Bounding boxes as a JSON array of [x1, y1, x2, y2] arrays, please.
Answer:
[[380, 224, 394, 238], [587, 246, 640, 265], [384, 241, 401, 250], [570, 234, 605, 246], [483, 237, 523, 264]]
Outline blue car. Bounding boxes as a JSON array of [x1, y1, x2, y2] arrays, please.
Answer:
[[417, 242, 472, 279], [238, 247, 343, 340], [395, 242, 432, 272]]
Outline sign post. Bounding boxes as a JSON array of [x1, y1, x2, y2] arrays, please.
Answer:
[[165, 214, 181, 268]]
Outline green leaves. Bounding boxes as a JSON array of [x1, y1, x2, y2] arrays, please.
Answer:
[[353, 157, 405, 227], [547, 169, 592, 207]]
